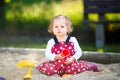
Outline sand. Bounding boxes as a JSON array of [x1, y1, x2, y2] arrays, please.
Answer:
[[0, 48, 120, 80]]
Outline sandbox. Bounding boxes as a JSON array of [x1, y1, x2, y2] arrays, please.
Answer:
[[0, 48, 120, 80]]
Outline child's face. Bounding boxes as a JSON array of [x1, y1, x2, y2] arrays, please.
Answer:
[[52, 19, 68, 37]]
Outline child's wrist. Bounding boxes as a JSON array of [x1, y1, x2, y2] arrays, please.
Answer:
[[71, 57, 76, 61]]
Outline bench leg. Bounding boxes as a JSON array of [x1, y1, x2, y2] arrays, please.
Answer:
[[95, 24, 104, 52]]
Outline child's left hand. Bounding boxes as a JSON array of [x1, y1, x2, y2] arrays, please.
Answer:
[[64, 57, 75, 65]]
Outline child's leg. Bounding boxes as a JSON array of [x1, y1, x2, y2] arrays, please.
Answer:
[[36, 62, 57, 75], [65, 61, 89, 74], [85, 61, 99, 72]]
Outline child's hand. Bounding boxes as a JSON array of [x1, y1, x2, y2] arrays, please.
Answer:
[[54, 54, 64, 60], [65, 57, 75, 65]]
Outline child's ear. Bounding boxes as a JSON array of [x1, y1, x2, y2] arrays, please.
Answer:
[[67, 27, 70, 33], [67, 30, 69, 34], [66, 29, 68, 32]]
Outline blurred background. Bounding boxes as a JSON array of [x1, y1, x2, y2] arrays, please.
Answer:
[[0, 0, 120, 52]]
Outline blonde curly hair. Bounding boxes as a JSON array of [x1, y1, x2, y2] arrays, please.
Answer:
[[48, 14, 73, 34]]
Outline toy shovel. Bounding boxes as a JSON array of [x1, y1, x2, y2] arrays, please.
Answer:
[[17, 60, 36, 80], [61, 49, 70, 57]]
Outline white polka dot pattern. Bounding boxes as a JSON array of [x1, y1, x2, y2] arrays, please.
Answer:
[[36, 41, 98, 75]]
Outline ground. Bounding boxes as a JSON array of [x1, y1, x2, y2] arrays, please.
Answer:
[[0, 48, 120, 80]]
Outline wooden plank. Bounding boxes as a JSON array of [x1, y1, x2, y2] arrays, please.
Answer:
[[84, 0, 120, 6], [82, 20, 120, 24], [80, 52, 120, 64], [84, 7, 120, 13], [84, 0, 120, 13]]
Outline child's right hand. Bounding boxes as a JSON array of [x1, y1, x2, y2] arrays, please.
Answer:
[[54, 54, 64, 60]]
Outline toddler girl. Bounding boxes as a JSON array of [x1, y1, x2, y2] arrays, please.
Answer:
[[36, 14, 98, 76]]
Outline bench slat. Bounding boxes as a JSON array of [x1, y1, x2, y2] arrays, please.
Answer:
[[85, 8, 120, 13], [84, 0, 120, 13], [84, 0, 120, 6]]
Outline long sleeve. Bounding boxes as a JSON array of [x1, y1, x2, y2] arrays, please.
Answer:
[[71, 37, 82, 60], [45, 39, 56, 61]]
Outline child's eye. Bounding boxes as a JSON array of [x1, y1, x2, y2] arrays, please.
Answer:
[[61, 26, 65, 28], [54, 26, 58, 28]]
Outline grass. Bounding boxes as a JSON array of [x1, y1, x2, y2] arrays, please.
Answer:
[[80, 43, 120, 53], [0, 38, 120, 53], [0, 37, 47, 48], [0, 42, 46, 48]]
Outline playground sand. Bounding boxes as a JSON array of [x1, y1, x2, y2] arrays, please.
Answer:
[[0, 51, 120, 80]]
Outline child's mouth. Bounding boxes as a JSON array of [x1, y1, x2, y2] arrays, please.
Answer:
[[58, 31, 62, 33]]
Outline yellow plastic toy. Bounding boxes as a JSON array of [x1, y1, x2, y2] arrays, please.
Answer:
[[17, 60, 36, 80]]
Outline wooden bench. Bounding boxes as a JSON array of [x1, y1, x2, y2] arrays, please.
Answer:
[[83, 0, 120, 51]]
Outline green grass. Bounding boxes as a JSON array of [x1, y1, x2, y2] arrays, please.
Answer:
[[80, 43, 120, 53], [0, 37, 47, 48], [0, 39, 120, 53], [0, 42, 46, 48]]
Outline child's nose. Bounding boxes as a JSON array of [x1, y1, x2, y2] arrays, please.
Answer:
[[57, 27, 61, 30]]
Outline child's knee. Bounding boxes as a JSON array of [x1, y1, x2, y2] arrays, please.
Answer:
[[36, 64, 56, 75]]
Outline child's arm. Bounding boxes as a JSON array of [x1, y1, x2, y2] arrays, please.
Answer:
[[72, 37, 82, 60], [65, 56, 75, 65], [45, 39, 64, 61], [65, 37, 82, 65], [54, 54, 63, 60], [45, 39, 56, 61]]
